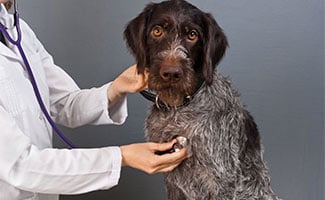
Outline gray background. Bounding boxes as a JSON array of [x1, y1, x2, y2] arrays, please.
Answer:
[[17, 0, 324, 199]]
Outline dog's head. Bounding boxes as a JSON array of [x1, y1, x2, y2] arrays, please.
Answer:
[[124, 0, 228, 106]]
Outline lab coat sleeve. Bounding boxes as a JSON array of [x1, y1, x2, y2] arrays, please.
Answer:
[[0, 106, 122, 194], [45, 58, 128, 128], [23, 19, 128, 128]]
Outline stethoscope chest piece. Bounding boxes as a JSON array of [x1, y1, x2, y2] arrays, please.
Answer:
[[172, 136, 188, 152]]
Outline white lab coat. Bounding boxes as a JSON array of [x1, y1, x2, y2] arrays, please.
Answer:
[[0, 4, 128, 200]]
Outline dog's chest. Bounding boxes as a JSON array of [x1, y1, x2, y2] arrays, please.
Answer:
[[145, 108, 198, 143]]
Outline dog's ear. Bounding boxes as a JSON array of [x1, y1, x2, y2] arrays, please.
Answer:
[[201, 13, 228, 85], [124, 4, 154, 74]]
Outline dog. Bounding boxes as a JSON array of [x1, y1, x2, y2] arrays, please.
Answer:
[[124, 0, 279, 199]]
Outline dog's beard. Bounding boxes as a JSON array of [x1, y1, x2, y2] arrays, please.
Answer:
[[157, 87, 191, 106], [148, 67, 197, 106]]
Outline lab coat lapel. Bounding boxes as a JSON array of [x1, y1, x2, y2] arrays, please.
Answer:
[[0, 42, 21, 61]]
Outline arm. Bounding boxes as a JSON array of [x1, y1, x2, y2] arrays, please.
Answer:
[[43, 57, 147, 128], [42, 56, 129, 127], [0, 106, 121, 194], [0, 106, 187, 194], [29, 26, 138, 127]]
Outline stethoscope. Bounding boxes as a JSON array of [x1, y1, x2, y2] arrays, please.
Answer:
[[0, 1, 76, 148]]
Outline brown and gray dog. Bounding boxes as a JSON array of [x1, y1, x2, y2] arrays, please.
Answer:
[[124, 0, 279, 199]]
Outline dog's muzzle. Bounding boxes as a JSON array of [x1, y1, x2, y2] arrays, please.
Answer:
[[159, 65, 184, 82]]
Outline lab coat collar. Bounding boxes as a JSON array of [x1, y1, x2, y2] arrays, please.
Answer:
[[0, 4, 14, 25], [0, 4, 20, 61]]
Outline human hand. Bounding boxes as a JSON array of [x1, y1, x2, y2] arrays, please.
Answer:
[[120, 140, 188, 174], [108, 64, 148, 106]]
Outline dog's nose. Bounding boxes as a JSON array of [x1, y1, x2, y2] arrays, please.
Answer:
[[160, 66, 183, 82]]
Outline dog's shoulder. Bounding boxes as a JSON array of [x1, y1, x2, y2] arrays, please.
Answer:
[[191, 73, 242, 110]]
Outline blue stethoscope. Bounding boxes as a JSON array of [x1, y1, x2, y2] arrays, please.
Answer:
[[0, 1, 76, 148]]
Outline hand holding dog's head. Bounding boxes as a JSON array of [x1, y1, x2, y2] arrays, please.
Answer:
[[124, 0, 228, 86]]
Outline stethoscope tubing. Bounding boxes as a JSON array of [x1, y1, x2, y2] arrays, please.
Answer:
[[0, 11, 76, 148]]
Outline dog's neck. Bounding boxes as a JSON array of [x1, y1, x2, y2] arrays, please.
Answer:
[[140, 78, 205, 111]]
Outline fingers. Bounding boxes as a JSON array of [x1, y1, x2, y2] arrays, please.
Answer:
[[158, 148, 188, 165], [123, 64, 148, 92], [149, 139, 177, 152], [141, 69, 149, 90], [135, 66, 149, 91], [147, 144, 188, 174], [120, 141, 188, 175], [148, 150, 188, 174], [129, 64, 149, 90]]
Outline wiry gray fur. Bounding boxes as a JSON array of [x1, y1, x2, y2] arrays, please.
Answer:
[[123, 0, 280, 199], [145, 73, 279, 199]]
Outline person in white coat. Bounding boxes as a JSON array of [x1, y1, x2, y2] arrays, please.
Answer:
[[0, 1, 187, 200]]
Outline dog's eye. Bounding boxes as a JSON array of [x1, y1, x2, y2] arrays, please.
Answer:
[[187, 30, 198, 41], [151, 26, 164, 38]]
